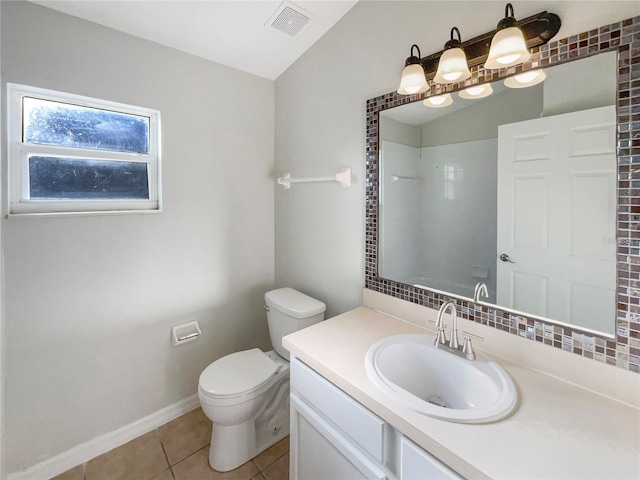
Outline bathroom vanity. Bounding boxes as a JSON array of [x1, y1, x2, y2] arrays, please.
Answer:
[[283, 301, 640, 479], [290, 355, 461, 479]]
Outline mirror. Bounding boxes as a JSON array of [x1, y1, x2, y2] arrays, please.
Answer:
[[378, 52, 617, 336], [366, 15, 640, 372]]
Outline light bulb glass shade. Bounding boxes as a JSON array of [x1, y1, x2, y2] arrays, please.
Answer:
[[423, 93, 453, 108], [397, 63, 429, 95], [458, 83, 494, 99], [504, 69, 546, 88], [484, 26, 531, 69], [434, 47, 471, 84]]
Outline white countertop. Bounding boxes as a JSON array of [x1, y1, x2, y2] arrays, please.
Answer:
[[283, 306, 640, 479]]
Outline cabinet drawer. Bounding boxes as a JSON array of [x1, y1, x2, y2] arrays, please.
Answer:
[[291, 356, 387, 463], [401, 437, 462, 480]]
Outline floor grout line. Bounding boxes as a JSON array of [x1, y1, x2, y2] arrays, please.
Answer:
[[256, 450, 288, 474], [156, 428, 171, 467], [154, 427, 176, 480]]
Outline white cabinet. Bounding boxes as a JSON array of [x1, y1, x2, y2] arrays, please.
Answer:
[[291, 394, 388, 480], [290, 356, 461, 480]]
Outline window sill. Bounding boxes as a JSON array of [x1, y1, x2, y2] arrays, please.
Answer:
[[6, 208, 163, 219]]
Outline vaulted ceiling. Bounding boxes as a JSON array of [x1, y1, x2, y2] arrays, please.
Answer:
[[32, 1, 358, 80]]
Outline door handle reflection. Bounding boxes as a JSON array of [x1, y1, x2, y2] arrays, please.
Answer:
[[499, 253, 515, 263]]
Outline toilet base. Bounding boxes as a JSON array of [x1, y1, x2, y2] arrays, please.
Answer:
[[209, 422, 254, 472], [209, 410, 290, 472], [207, 375, 290, 472]]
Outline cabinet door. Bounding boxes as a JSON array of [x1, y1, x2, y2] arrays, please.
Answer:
[[400, 437, 461, 480], [290, 394, 388, 480]]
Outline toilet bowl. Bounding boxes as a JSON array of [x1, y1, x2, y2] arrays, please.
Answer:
[[199, 349, 290, 472], [198, 288, 325, 472]]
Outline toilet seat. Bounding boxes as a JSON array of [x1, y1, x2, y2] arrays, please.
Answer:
[[199, 348, 279, 399]]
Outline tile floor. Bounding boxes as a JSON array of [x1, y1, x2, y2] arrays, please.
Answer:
[[51, 408, 289, 480]]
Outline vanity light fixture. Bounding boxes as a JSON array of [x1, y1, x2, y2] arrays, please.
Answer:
[[423, 93, 453, 108], [458, 83, 494, 100], [504, 69, 546, 88], [484, 3, 531, 69], [397, 44, 429, 95], [396, 7, 559, 95], [434, 27, 471, 84]]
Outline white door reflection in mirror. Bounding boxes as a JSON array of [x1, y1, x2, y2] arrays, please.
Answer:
[[497, 105, 616, 334]]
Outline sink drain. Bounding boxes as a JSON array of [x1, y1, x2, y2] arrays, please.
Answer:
[[427, 395, 451, 408]]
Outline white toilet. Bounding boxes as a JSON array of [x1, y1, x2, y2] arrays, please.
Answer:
[[198, 287, 326, 472]]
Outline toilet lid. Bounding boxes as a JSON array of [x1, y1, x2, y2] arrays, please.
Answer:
[[199, 348, 279, 397]]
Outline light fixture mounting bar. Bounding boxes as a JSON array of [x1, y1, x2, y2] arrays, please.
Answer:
[[419, 11, 560, 80]]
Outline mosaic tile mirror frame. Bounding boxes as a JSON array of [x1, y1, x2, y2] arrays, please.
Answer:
[[365, 15, 640, 373]]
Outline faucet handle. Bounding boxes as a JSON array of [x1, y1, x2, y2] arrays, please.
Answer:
[[462, 331, 484, 342], [435, 327, 448, 345], [429, 319, 448, 344], [461, 331, 483, 360]]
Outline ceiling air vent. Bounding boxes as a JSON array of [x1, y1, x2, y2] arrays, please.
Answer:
[[269, 3, 311, 36]]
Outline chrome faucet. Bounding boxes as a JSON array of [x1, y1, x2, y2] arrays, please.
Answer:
[[438, 300, 459, 349], [474, 282, 489, 303], [433, 299, 483, 361]]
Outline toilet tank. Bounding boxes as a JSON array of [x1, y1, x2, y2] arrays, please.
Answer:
[[265, 288, 326, 360]]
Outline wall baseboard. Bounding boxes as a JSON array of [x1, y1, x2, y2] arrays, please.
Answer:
[[8, 394, 200, 480]]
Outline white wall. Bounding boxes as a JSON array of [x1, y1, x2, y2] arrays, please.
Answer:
[[380, 116, 421, 147], [1, 1, 274, 475], [543, 50, 617, 116], [420, 87, 543, 147], [274, 1, 640, 318]]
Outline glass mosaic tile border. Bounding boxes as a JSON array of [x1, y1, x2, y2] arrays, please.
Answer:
[[365, 16, 640, 373]]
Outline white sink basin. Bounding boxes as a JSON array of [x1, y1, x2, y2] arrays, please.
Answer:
[[365, 334, 517, 423]]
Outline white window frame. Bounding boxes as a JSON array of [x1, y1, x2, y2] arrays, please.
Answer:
[[7, 83, 162, 216]]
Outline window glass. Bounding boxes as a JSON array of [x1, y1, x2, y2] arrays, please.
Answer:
[[28, 156, 149, 200], [23, 97, 150, 154]]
